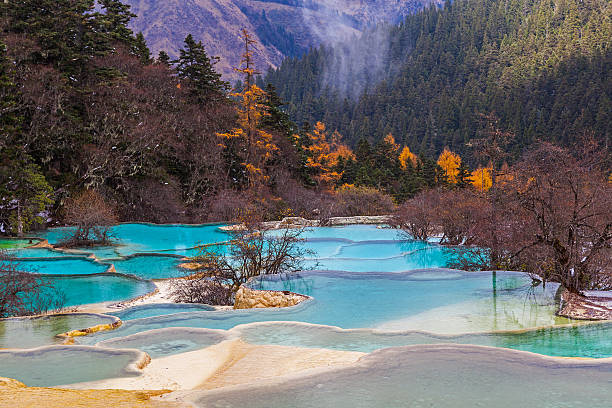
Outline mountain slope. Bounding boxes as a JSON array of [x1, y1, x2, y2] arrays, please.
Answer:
[[124, 0, 440, 79], [264, 0, 612, 159]]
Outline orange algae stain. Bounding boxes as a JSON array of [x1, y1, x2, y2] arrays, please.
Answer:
[[0, 382, 176, 408], [57, 320, 123, 340]]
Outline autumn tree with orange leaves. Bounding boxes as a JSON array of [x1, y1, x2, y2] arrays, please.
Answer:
[[470, 167, 492, 191], [217, 29, 278, 190], [304, 122, 354, 189], [398, 146, 418, 170]]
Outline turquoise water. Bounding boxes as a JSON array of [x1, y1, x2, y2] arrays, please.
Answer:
[[0, 346, 144, 387], [303, 247, 453, 272], [335, 240, 429, 258], [192, 345, 612, 408], [238, 321, 612, 358], [36, 223, 228, 257], [49, 275, 155, 307], [2, 223, 611, 392], [0, 313, 118, 349], [113, 303, 215, 320], [16, 258, 110, 275], [6, 247, 76, 258], [112, 255, 186, 280], [271, 225, 401, 241], [83, 271, 573, 344], [97, 327, 231, 358]]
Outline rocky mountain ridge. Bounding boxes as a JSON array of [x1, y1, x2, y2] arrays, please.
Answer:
[[124, 0, 440, 79]]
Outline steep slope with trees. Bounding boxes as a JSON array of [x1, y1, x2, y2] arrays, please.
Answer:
[[265, 0, 612, 161]]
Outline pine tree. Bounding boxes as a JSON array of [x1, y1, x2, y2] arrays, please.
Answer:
[[97, 0, 137, 45], [157, 50, 171, 66], [355, 138, 372, 163], [456, 162, 471, 188], [260, 84, 293, 135], [0, 152, 52, 235], [217, 30, 278, 190], [4, 0, 102, 77], [173, 34, 228, 104], [132, 32, 152, 64]]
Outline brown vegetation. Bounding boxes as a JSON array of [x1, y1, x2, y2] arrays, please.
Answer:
[[170, 217, 313, 305], [60, 190, 117, 247], [0, 252, 66, 317], [395, 142, 611, 293]]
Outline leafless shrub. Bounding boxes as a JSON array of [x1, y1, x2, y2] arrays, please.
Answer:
[[442, 142, 611, 292], [331, 185, 395, 217], [0, 252, 67, 317], [169, 274, 232, 305], [170, 218, 313, 305], [60, 190, 117, 247], [502, 143, 612, 292], [393, 189, 439, 240]]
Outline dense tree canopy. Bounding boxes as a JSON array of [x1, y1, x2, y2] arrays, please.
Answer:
[[264, 0, 611, 162]]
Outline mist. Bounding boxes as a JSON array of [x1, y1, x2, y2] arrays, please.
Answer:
[[300, 0, 399, 99]]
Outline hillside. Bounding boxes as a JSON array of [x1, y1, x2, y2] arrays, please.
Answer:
[[124, 0, 440, 79], [265, 0, 612, 161]]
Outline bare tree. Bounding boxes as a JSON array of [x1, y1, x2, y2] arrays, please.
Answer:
[[60, 190, 117, 247], [169, 274, 232, 305], [170, 218, 313, 305], [0, 252, 66, 317], [435, 188, 484, 246], [393, 189, 440, 240], [504, 143, 611, 292]]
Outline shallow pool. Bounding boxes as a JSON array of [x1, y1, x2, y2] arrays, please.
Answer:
[[98, 327, 231, 358], [0, 239, 33, 249], [36, 223, 228, 257], [0, 346, 144, 387], [192, 345, 612, 408], [6, 247, 80, 258], [16, 258, 110, 275], [0, 313, 118, 349], [50, 274, 156, 307], [83, 271, 573, 345], [113, 303, 215, 321], [237, 320, 612, 358], [112, 255, 186, 280]]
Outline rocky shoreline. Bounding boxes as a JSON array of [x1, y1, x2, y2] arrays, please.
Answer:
[[558, 290, 612, 320], [219, 215, 393, 231], [233, 286, 309, 309]]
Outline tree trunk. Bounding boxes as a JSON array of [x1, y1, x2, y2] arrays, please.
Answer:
[[17, 202, 23, 237]]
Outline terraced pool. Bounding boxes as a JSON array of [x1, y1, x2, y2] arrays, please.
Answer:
[[1, 223, 610, 392]]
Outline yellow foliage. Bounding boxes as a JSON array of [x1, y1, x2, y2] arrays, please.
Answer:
[[470, 167, 493, 191], [305, 122, 354, 188], [437, 147, 462, 184], [215, 30, 279, 189], [383, 133, 400, 153], [399, 146, 418, 170]]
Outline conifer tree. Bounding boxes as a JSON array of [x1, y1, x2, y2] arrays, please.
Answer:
[[173, 34, 228, 104], [456, 162, 471, 188], [157, 51, 171, 66], [217, 30, 277, 190], [132, 32, 152, 64], [0, 42, 20, 143], [0, 153, 52, 235], [4, 0, 101, 77]]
